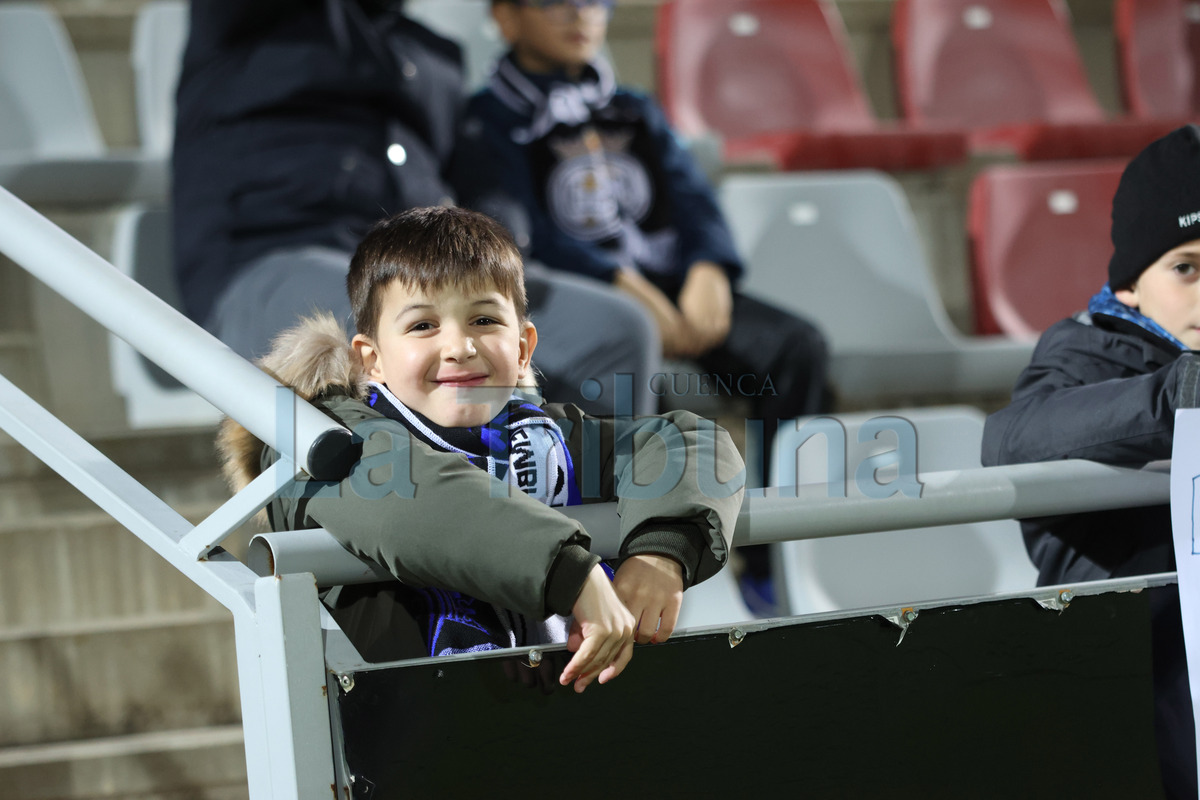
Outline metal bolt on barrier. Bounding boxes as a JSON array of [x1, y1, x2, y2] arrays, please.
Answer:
[[337, 673, 355, 693], [903, 609, 919, 624], [1059, 589, 1074, 605], [729, 628, 746, 648]]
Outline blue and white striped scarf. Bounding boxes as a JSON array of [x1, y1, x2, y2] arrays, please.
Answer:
[[365, 382, 580, 655], [488, 52, 617, 145]]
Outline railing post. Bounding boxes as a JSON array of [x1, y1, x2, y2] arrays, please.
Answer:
[[234, 575, 336, 798]]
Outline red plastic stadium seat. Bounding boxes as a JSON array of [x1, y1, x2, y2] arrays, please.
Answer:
[[1115, 0, 1196, 118], [655, 0, 967, 171], [1190, 2, 1200, 112], [968, 159, 1127, 338], [893, 0, 1181, 160]]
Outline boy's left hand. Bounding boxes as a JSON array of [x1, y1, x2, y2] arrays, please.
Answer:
[[677, 261, 733, 356], [613, 554, 685, 644]]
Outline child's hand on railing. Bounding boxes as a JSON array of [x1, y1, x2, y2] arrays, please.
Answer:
[[560, 564, 635, 692], [612, 554, 685, 644]]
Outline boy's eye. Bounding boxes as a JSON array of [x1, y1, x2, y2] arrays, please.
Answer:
[[1173, 262, 1198, 277], [473, 316, 501, 326], [408, 321, 435, 332]]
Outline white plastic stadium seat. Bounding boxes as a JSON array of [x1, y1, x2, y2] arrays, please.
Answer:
[[132, 0, 189, 159], [0, 3, 165, 204], [719, 171, 1033, 402], [109, 205, 220, 428], [771, 406, 1037, 615]]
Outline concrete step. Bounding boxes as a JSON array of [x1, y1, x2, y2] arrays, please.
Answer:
[[0, 331, 44, 406], [0, 423, 231, 525], [0, 505, 228, 630], [0, 725, 248, 800], [0, 610, 239, 748], [0, 425, 225, 483], [0, 466, 231, 527]]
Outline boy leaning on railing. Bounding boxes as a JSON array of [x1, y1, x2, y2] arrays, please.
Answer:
[[218, 206, 744, 693]]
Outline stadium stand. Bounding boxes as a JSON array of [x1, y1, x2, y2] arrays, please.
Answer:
[[893, 0, 1183, 160], [968, 158, 1125, 338], [0, 4, 1190, 797], [655, 0, 968, 171]]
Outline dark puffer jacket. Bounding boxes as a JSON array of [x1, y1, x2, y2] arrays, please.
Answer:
[[983, 310, 1200, 800], [982, 312, 1200, 584]]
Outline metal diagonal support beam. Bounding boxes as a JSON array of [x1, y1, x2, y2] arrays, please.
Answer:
[[182, 459, 298, 560]]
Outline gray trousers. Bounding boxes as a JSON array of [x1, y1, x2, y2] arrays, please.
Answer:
[[205, 246, 661, 414]]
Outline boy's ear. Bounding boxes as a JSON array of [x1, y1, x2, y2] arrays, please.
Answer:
[[351, 333, 384, 381], [1115, 284, 1139, 308], [517, 320, 538, 380], [491, 1, 521, 45]]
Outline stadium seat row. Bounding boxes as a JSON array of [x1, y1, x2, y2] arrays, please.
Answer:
[[659, 0, 1197, 169], [0, 0, 1152, 422]]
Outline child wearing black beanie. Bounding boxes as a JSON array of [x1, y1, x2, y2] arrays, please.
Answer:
[[983, 126, 1200, 800]]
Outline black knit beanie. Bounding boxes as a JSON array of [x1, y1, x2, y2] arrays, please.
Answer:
[[1109, 125, 1200, 290]]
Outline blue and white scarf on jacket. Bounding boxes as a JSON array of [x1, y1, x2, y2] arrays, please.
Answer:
[[366, 382, 580, 655], [367, 381, 580, 507], [487, 52, 617, 145], [1088, 284, 1189, 352]]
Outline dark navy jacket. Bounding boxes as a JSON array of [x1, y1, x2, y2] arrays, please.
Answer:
[[985, 311, 1200, 799], [462, 58, 742, 292], [172, 0, 466, 325], [982, 312, 1200, 585]]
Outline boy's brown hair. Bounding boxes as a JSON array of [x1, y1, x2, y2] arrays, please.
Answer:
[[347, 206, 527, 340]]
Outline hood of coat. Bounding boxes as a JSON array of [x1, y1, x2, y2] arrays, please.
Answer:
[[217, 312, 367, 495]]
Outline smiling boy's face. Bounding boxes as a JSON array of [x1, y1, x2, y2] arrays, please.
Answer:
[[1115, 238, 1200, 350], [353, 279, 537, 427]]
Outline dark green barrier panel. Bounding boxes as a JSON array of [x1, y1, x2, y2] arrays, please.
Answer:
[[335, 588, 1163, 799]]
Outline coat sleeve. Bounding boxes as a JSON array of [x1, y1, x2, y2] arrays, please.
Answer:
[[982, 321, 1200, 467], [552, 404, 744, 586], [273, 417, 599, 620]]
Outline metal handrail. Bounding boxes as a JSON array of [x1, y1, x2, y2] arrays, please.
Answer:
[[0, 187, 353, 480], [249, 459, 1170, 585]]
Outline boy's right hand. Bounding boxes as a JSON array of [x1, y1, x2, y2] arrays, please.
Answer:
[[560, 564, 636, 693]]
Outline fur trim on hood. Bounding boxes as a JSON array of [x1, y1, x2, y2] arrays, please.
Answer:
[[216, 312, 368, 499]]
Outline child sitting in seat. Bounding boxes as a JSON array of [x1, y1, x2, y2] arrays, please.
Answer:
[[219, 206, 743, 693], [983, 126, 1200, 800]]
